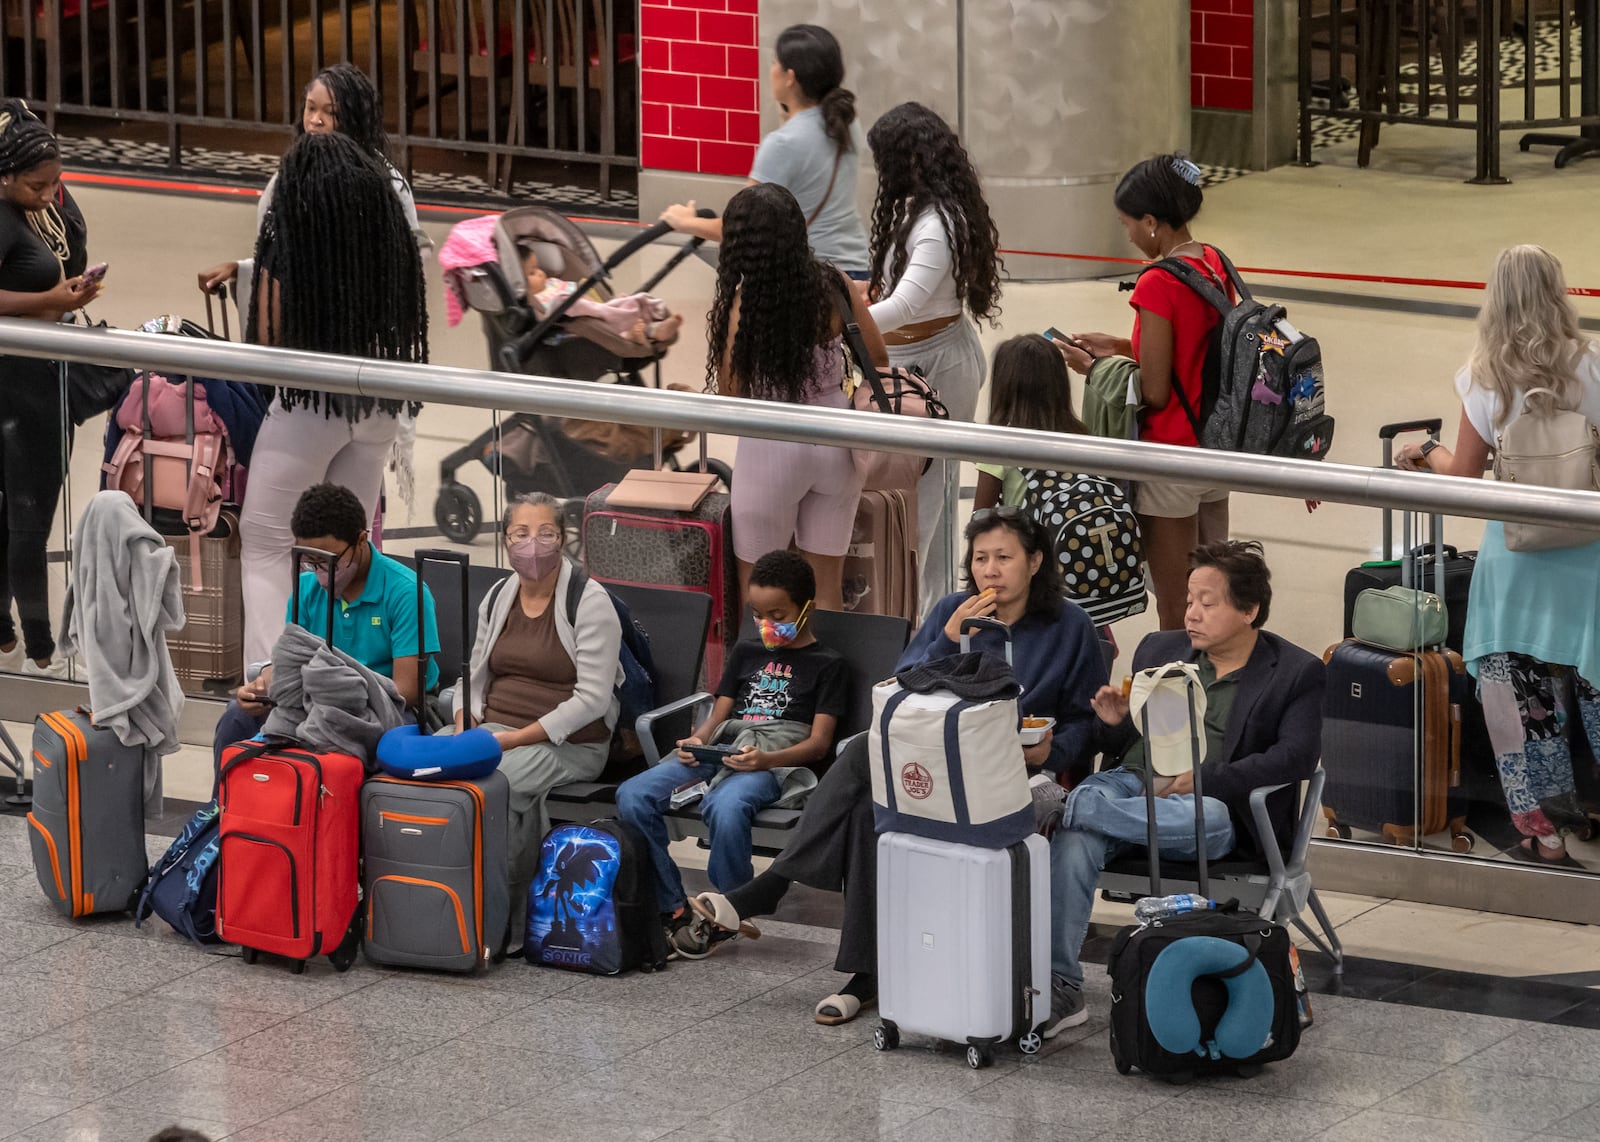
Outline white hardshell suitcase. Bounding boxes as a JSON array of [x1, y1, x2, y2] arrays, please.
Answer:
[[874, 830, 1051, 1068]]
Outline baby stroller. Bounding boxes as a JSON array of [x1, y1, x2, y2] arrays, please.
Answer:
[[437, 205, 729, 543]]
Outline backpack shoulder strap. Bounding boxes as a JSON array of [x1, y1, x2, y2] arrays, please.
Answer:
[[565, 563, 590, 625], [1208, 246, 1253, 304], [1143, 255, 1233, 318], [1167, 367, 1205, 441]]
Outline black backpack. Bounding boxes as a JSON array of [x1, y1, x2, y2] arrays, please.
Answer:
[[525, 818, 671, 975], [1018, 469, 1146, 626], [1141, 248, 1335, 461]]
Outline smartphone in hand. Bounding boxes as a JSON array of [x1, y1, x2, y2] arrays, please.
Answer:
[[78, 262, 108, 290]]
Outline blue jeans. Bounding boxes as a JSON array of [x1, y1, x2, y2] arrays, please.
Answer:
[[1049, 767, 1235, 986], [615, 760, 782, 914]]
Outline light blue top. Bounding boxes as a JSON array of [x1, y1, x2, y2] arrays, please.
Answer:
[[1463, 521, 1600, 686], [290, 546, 441, 690], [748, 107, 871, 273]]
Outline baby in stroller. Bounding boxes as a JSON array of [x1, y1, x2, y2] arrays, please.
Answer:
[[521, 244, 683, 348]]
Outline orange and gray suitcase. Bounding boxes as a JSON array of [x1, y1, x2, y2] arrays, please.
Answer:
[[27, 708, 148, 917], [360, 773, 511, 972], [842, 489, 918, 625]]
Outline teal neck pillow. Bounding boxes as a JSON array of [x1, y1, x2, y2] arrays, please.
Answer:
[[1146, 936, 1275, 1060]]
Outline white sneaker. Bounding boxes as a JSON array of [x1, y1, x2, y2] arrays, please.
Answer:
[[0, 642, 23, 673], [22, 657, 69, 680]]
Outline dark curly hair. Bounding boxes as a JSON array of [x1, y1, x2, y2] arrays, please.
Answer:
[[775, 25, 854, 153], [1113, 153, 1204, 230], [749, 549, 817, 609], [961, 507, 1063, 619], [867, 102, 1003, 326], [1189, 539, 1271, 628], [297, 62, 390, 162], [705, 182, 836, 404], [291, 483, 368, 545]]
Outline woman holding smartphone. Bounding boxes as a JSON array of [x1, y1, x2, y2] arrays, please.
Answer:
[[0, 100, 102, 676]]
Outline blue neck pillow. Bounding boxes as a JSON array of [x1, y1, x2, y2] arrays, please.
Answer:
[[376, 723, 503, 781], [1145, 936, 1275, 1060]]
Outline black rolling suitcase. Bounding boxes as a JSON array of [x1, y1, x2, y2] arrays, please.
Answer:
[[1324, 506, 1474, 852], [1106, 666, 1300, 1082]]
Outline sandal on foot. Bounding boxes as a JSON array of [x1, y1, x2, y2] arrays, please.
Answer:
[[814, 992, 876, 1026], [1508, 838, 1584, 868], [689, 892, 761, 940]]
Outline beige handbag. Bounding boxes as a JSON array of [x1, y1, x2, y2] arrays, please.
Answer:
[[1494, 387, 1600, 551]]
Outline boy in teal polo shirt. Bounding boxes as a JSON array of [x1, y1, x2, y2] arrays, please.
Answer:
[[211, 483, 442, 778]]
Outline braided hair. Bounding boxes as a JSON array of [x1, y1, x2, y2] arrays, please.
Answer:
[[248, 130, 427, 420], [705, 182, 836, 405], [297, 62, 390, 162], [0, 99, 74, 268], [867, 102, 1003, 326]]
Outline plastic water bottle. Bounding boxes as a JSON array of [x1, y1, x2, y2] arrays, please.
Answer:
[[1133, 894, 1213, 924]]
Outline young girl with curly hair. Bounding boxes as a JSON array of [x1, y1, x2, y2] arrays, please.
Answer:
[[706, 182, 887, 610], [864, 102, 1003, 609]]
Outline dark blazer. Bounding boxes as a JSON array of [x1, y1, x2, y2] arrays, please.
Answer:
[[1102, 628, 1324, 857]]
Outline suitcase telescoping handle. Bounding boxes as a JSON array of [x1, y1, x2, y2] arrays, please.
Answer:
[[959, 615, 1013, 664], [1137, 664, 1209, 901], [1378, 419, 1442, 561], [289, 545, 338, 648], [409, 548, 472, 733]]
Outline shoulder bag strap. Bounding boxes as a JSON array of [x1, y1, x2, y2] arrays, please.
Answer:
[[806, 147, 845, 228], [826, 273, 896, 415], [1209, 246, 1253, 304]]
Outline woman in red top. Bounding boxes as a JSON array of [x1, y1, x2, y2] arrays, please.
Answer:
[[1058, 154, 1232, 629]]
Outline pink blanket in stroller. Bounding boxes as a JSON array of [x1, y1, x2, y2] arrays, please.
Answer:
[[438, 215, 501, 328]]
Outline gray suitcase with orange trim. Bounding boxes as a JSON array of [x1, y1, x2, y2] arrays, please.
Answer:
[[27, 708, 148, 917], [360, 772, 511, 972]]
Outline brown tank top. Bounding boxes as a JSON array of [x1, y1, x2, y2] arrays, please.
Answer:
[[482, 596, 610, 743]]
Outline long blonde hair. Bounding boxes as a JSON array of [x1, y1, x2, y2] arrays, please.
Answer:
[[1469, 245, 1590, 417]]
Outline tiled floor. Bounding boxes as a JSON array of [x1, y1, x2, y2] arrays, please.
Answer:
[[5, 808, 1600, 1142]]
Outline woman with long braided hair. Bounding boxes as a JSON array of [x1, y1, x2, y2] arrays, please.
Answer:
[[198, 61, 428, 298], [237, 129, 428, 665], [0, 100, 100, 675], [864, 102, 1002, 613], [706, 182, 887, 610]]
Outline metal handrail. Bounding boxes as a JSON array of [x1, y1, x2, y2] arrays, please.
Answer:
[[11, 318, 1600, 531]]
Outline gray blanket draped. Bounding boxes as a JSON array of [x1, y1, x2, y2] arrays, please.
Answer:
[[261, 624, 407, 766]]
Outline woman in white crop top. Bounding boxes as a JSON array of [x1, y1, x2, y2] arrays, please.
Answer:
[[863, 102, 1003, 612]]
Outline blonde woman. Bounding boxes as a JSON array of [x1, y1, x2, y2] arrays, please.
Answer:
[[1396, 245, 1600, 866]]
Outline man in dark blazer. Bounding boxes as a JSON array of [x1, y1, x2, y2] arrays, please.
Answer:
[[1042, 540, 1324, 1039]]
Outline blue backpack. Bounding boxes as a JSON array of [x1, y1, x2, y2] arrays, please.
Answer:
[[526, 819, 670, 974], [134, 800, 222, 945]]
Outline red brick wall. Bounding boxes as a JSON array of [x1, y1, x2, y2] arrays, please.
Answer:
[[1192, 0, 1254, 112], [639, 0, 761, 177]]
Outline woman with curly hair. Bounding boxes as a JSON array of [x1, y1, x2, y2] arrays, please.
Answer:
[[197, 62, 430, 301], [864, 102, 1002, 609], [660, 25, 870, 276], [707, 182, 887, 610], [237, 130, 428, 665]]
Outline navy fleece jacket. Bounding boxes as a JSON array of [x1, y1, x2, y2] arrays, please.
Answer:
[[897, 591, 1108, 778]]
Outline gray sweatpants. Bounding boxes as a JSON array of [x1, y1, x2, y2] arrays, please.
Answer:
[[887, 318, 985, 614]]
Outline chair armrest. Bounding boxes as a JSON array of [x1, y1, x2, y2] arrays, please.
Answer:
[[635, 692, 713, 767], [1287, 768, 1326, 872], [1247, 781, 1293, 880]]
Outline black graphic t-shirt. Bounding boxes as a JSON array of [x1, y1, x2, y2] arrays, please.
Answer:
[[715, 640, 850, 728]]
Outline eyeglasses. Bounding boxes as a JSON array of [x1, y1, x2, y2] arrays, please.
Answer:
[[969, 506, 1028, 526], [506, 528, 563, 544]]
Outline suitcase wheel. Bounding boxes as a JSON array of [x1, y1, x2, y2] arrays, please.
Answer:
[[1451, 829, 1475, 854], [291, 959, 307, 976], [1018, 1031, 1042, 1056], [965, 1043, 995, 1070], [1114, 1058, 1133, 1076], [328, 917, 362, 973], [873, 1022, 899, 1052], [240, 947, 258, 966]]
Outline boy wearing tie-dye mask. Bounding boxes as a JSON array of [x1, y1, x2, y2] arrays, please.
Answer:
[[615, 549, 848, 959]]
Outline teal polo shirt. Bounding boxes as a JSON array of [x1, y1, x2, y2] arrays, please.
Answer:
[[288, 547, 441, 690]]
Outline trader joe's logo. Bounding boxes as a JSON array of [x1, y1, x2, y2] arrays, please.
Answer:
[[900, 762, 933, 800]]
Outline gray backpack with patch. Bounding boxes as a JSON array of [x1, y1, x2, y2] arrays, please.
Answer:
[[1145, 249, 1335, 462]]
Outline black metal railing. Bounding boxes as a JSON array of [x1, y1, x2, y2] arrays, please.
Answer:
[[1299, 0, 1600, 182], [0, 0, 636, 197]]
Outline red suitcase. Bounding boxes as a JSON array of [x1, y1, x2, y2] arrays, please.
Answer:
[[217, 740, 364, 971], [215, 545, 363, 973]]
